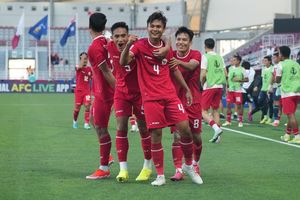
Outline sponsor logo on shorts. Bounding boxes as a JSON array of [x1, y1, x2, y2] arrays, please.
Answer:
[[116, 110, 124, 113], [150, 121, 160, 125]]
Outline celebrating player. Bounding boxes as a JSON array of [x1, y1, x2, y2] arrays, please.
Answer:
[[86, 13, 116, 180], [107, 22, 152, 182], [168, 26, 203, 181], [120, 11, 203, 186], [73, 52, 92, 130]]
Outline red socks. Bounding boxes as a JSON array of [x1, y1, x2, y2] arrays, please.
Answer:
[[151, 143, 164, 175], [73, 108, 80, 121], [140, 131, 152, 160], [180, 136, 193, 166], [172, 142, 183, 169], [99, 134, 112, 166], [116, 130, 128, 162]]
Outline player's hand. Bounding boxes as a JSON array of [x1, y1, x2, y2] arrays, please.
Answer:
[[186, 90, 193, 106], [153, 46, 169, 59], [127, 34, 138, 46], [253, 86, 258, 92], [169, 57, 181, 69]]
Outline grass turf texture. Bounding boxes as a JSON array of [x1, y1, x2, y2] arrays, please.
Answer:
[[0, 94, 299, 200]]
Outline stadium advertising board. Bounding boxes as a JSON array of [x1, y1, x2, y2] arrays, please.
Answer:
[[0, 80, 72, 93]]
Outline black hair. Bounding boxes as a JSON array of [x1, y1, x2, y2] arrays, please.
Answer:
[[79, 52, 87, 59], [233, 54, 242, 62], [175, 26, 194, 41], [263, 56, 272, 62], [111, 22, 129, 34], [89, 12, 107, 32], [279, 46, 291, 58], [204, 38, 215, 49], [147, 11, 167, 28], [273, 47, 279, 56], [242, 61, 251, 70]]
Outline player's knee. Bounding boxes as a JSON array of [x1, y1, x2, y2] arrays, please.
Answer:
[[192, 133, 202, 145], [173, 131, 181, 143]]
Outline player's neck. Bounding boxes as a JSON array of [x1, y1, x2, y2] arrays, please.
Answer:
[[177, 49, 190, 58], [91, 31, 103, 40], [205, 48, 213, 53], [148, 37, 162, 47]]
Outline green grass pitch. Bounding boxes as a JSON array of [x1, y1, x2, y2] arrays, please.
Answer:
[[0, 94, 299, 200]]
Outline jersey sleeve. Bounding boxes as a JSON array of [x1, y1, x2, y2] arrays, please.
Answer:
[[191, 50, 201, 64], [200, 54, 207, 70], [276, 63, 283, 77], [90, 45, 108, 67], [129, 42, 139, 57]]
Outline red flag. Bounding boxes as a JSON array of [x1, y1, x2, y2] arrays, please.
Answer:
[[12, 13, 24, 49]]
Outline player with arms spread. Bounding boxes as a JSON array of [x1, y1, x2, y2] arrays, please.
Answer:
[[120, 11, 203, 186]]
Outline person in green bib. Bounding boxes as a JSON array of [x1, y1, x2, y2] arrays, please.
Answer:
[[201, 38, 227, 143], [222, 55, 249, 128], [249, 56, 274, 124], [276, 46, 300, 144]]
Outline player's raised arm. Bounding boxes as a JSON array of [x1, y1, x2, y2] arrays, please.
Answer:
[[120, 34, 138, 65], [99, 62, 115, 88]]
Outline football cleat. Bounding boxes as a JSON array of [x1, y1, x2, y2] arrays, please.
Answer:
[[209, 128, 223, 143], [182, 163, 203, 185], [222, 121, 231, 127], [280, 134, 291, 142], [170, 170, 184, 181], [84, 123, 91, 130], [116, 170, 129, 182], [86, 169, 110, 180], [136, 168, 152, 181], [73, 121, 78, 129], [238, 122, 243, 127], [288, 137, 300, 144], [151, 175, 166, 186]]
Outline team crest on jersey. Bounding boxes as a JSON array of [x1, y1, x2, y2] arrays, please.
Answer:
[[162, 58, 168, 65]]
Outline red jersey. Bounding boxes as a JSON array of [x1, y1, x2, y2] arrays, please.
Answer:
[[87, 35, 114, 101], [107, 41, 140, 95], [75, 66, 92, 92], [173, 49, 202, 105], [130, 38, 177, 101]]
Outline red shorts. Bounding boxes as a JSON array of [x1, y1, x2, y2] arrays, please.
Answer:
[[226, 91, 243, 105], [92, 97, 113, 128], [201, 88, 223, 110], [282, 96, 300, 115], [114, 91, 145, 121], [143, 98, 188, 129], [74, 90, 91, 106], [170, 103, 202, 134]]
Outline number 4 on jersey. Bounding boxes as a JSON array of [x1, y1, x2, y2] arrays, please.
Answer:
[[153, 65, 160, 74]]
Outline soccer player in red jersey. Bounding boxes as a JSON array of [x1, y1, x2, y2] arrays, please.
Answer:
[[73, 52, 92, 130], [168, 27, 203, 181], [85, 13, 116, 180], [107, 22, 152, 182], [120, 12, 203, 186]]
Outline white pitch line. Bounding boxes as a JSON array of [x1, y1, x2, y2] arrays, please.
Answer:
[[222, 127, 300, 149]]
